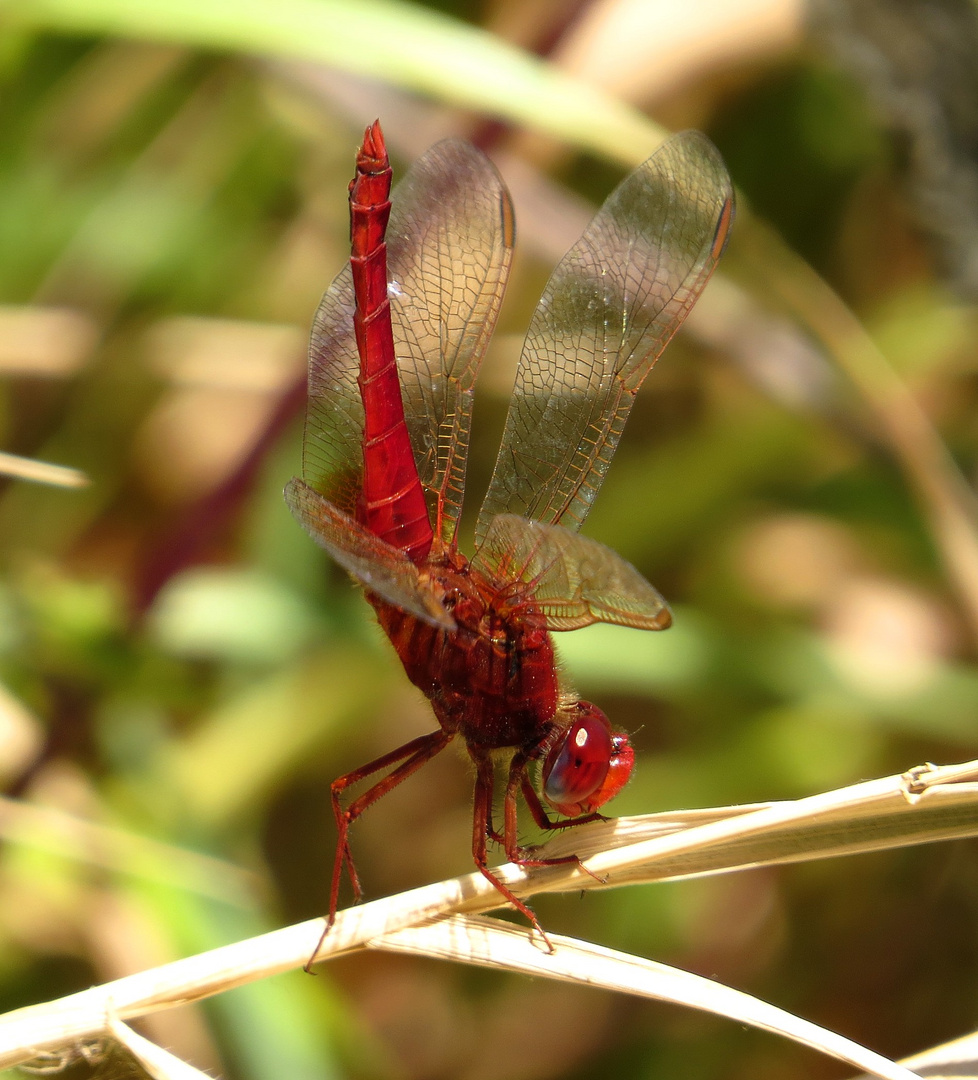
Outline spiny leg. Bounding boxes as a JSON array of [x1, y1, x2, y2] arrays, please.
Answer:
[[308, 728, 453, 971], [520, 772, 606, 832], [470, 748, 554, 952], [515, 771, 606, 884], [331, 728, 454, 911]]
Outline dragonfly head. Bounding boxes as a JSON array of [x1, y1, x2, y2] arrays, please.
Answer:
[[541, 701, 634, 818]]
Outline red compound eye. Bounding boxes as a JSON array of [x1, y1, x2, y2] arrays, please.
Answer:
[[542, 703, 634, 817]]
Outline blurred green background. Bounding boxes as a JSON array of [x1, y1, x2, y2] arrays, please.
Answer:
[[2, 0, 978, 1076]]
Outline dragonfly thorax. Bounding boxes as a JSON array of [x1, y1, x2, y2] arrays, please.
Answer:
[[367, 549, 561, 752]]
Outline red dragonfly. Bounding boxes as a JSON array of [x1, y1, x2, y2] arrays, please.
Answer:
[[286, 121, 733, 942]]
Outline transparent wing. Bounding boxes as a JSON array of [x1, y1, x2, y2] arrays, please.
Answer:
[[472, 514, 671, 632], [284, 478, 454, 629], [476, 131, 733, 544], [302, 138, 514, 540], [391, 141, 514, 542]]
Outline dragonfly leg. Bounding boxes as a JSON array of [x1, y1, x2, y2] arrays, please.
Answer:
[[485, 804, 505, 846], [514, 773, 607, 885], [306, 728, 453, 971], [470, 749, 554, 953], [520, 772, 607, 832]]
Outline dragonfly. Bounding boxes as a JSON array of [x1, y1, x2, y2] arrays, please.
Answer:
[[286, 120, 733, 946]]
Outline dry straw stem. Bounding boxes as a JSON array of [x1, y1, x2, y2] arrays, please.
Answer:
[[867, 1026, 978, 1080], [4, 761, 978, 1078], [106, 1008, 211, 1080]]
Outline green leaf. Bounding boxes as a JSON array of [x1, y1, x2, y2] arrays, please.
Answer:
[[2, 0, 664, 164]]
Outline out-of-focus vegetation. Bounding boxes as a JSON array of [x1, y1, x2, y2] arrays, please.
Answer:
[[1, 0, 978, 1076]]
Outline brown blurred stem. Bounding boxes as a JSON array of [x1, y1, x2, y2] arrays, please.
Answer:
[[132, 373, 306, 615], [744, 212, 978, 647]]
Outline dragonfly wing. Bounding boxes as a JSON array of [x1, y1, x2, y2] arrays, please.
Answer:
[[388, 140, 514, 543], [300, 138, 514, 537], [472, 514, 671, 632], [302, 258, 360, 515], [285, 478, 454, 629], [476, 131, 733, 544]]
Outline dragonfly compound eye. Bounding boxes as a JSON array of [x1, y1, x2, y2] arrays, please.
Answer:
[[542, 705, 618, 817]]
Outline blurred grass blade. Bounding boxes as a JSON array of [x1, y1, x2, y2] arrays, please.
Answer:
[[2, 0, 662, 164], [742, 216, 978, 647], [0, 451, 89, 488], [373, 915, 920, 1080], [0, 796, 256, 905]]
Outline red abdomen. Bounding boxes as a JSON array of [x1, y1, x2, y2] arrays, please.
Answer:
[[368, 548, 560, 751], [350, 121, 433, 563]]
